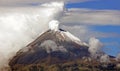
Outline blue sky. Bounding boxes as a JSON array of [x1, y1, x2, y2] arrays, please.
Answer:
[[67, 0, 120, 10], [66, 0, 120, 56]]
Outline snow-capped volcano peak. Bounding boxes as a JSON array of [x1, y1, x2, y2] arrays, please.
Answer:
[[49, 20, 59, 31], [48, 20, 88, 46], [9, 27, 90, 67]]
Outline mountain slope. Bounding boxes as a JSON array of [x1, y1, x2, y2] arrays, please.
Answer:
[[9, 29, 90, 67]]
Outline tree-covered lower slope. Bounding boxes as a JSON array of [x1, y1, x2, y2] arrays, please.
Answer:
[[10, 59, 120, 71]]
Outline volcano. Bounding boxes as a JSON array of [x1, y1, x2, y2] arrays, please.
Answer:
[[9, 20, 91, 71], [9, 28, 90, 65], [9, 21, 119, 71]]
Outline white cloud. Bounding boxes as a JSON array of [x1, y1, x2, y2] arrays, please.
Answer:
[[0, 0, 95, 6], [40, 40, 67, 53], [88, 37, 103, 57], [116, 53, 120, 61], [0, 2, 64, 69], [0, 0, 64, 6], [100, 54, 110, 63], [61, 8, 120, 25], [68, 0, 96, 3], [40, 40, 58, 53], [89, 32, 120, 38]]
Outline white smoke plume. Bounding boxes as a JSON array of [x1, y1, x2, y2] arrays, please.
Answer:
[[88, 37, 103, 58], [116, 53, 120, 61], [100, 54, 110, 63], [49, 20, 59, 31], [0, 1, 64, 70]]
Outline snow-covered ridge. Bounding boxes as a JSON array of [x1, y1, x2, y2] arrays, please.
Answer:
[[54, 29, 88, 46], [63, 31, 88, 46], [64, 31, 81, 42]]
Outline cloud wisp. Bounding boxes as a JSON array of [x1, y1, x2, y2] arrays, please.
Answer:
[[0, 0, 96, 6], [61, 8, 120, 25]]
